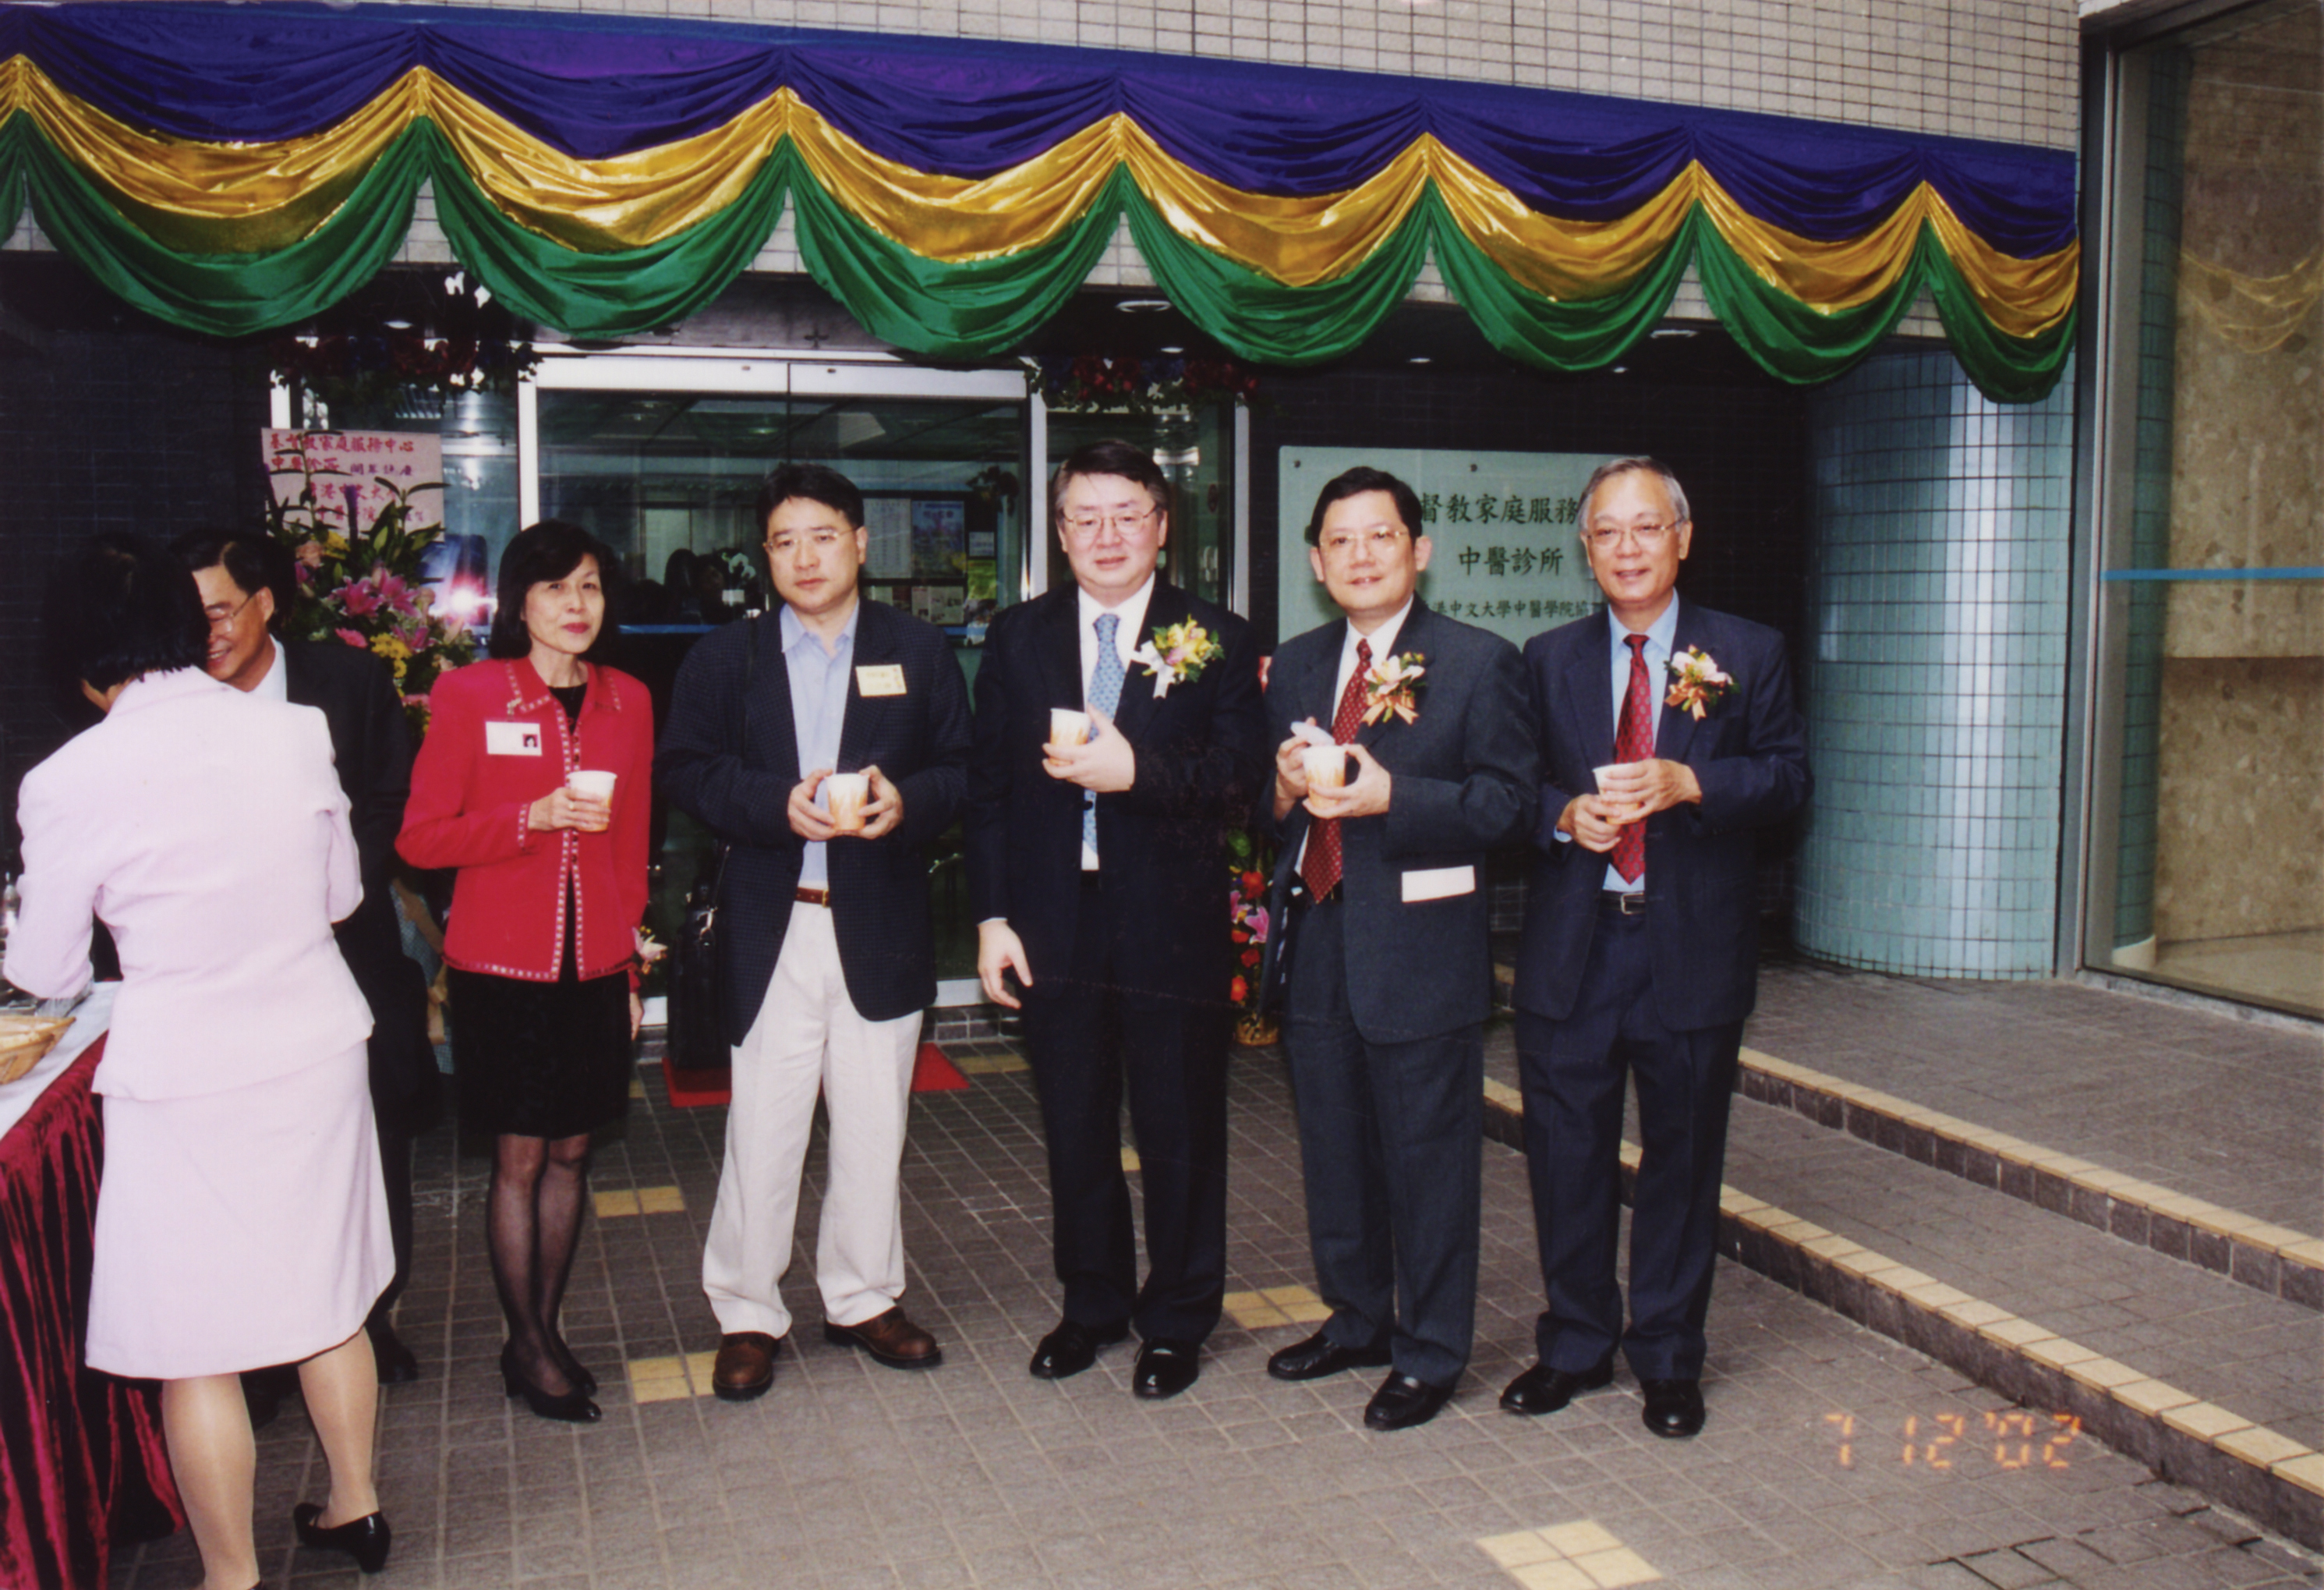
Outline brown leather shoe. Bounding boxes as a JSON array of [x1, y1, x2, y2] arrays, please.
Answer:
[[822, 1306, 943, 1370], [712, 1331, 781, 1401]]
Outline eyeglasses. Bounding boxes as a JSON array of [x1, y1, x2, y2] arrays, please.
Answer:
[[202, 592, 259, 630], [1583, 522, 1681, 548], [1060, 506, 1159, 540], [1317, 526, 1409, 558]]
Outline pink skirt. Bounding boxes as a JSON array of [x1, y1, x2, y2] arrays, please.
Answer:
[[87, 1044, 392, 1379]]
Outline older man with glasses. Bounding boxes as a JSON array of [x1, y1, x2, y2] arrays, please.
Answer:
[[1506, 459, 1810, 1440]]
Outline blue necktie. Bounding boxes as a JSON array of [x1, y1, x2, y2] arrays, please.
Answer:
[[1084, 613, 1123, 858]]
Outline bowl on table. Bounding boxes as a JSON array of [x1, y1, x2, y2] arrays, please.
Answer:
[[0, 1014, 74, 1086]]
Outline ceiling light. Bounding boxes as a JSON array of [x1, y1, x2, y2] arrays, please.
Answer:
[[1158, 345, 1184, 355], [1116, 299, 1173, 314], [1408, 356, 1432, 364]]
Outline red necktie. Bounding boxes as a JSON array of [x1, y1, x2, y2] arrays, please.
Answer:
[[1301, 638, 1371, 901], [1610, 633, 1652, 884]]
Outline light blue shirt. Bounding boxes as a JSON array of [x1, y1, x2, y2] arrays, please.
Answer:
[[783, 602, 859, 891], [1568, 597, 1680, 893]]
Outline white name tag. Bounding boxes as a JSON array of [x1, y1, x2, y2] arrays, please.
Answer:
[[856, 664, 907, 697], [1401, 865, 1476, 903], [485, 721, 544, 756]]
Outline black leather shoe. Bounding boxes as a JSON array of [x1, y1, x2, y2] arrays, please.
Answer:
[[1266, 1330, 1392, 1383], [1028, 1319, 1127, 1380], [366, 1319, 419, 1386], [1499, 1357, 1615, 1415], [1364, 1371, 1454, 1431], [1640, 1377, 1706, 1438], [1131, 1338, 1201, 1400], [501, 1343, 602, 1423], [292, 1503, 392, 1574]]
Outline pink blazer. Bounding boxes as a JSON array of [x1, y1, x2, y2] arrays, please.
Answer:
[[4, 669, 373, 1101]]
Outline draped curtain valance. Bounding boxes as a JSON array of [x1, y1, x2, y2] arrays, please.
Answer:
[[0, 2, 2078, 400]]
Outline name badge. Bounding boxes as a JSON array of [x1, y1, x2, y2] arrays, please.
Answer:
[[485, 721, 544, 756], [1401, 864, 1476, 903], [856, 664, 907, 697]]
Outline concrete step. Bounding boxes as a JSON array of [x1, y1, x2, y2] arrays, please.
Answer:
[[1477, 1025, 2324, 1552]]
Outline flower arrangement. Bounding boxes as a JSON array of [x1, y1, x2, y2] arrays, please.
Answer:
[[1130, 619, 1224, 696], [1028, 352, 1260, 415], [1226, 827, 1279, 1044], [1360, 650, 1427, 726], [264, 434, 476, 733], [1664, 646, 1735, 720]]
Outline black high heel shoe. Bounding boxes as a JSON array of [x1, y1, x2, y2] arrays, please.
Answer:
[[292, 1502, 392, 1574], [501, 1342, 601, 1423]]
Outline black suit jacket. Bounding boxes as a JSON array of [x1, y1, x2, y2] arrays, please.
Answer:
[[280, 639, 433, 1112], [1513, 601, 1810, 1031], [656, 600, 971, 1038], [964, 580, 1268, 1005], [1260, 600, 1537, 1044]]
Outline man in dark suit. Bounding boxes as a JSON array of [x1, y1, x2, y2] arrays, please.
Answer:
[[966, 439, 1268, 1401], [1509, 458, 1809, 1439], [1258, 467, 1536, 1430], [173, 529, 436, 1385], [658, 463, 971, 1401]]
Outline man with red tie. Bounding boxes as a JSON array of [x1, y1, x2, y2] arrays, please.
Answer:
[[1509, 458, 1810, 1439], [1259, 466, 1536, 1431]]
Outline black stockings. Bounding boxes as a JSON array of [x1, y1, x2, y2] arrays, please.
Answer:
[[487, 1131, 592, 1396]]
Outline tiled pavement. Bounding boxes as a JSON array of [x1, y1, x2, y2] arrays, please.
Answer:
[[108, 973, 2322, 1589]]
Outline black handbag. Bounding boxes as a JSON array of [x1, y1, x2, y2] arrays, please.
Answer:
[[664, 624, 755, 1078]]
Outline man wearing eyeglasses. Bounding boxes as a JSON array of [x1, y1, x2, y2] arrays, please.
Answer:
[[1508, 458, 1809, 1439], [965, 438, 1268, 1401], [171, 529, 434, 1388], [1255, 466, 1536, 1432]]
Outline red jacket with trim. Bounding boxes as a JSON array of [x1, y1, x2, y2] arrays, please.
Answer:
[[398, 657, 653, 983]]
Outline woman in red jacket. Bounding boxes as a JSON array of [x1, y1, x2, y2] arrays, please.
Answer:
[[399, 521, 653, 1422]]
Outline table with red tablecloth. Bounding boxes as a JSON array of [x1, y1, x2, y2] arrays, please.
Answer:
[[0, 1006, 182, 1590]]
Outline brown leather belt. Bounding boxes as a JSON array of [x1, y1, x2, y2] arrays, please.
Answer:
[[794, 885, 831, 907]]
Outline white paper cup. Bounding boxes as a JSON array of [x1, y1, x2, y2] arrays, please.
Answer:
[[825, 772, 870, 834], [567, 769, 616, 830], [1302, 742, 1349, 791], [1049, 709, 1092, 751]]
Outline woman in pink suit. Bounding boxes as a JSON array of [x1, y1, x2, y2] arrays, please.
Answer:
[[5, 535, 393, 1590], [398, 521, 653, 1423]]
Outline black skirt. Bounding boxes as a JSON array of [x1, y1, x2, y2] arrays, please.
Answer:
[[448, 964, 631, 1138]]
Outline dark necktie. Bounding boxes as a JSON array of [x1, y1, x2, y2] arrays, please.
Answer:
[[1301, 638, 1371, 901], [1611, 632, 1652, 884]]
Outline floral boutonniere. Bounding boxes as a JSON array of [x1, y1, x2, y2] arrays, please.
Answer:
[[1360, 650, 1427, 726], [1130, 618, 1224, 697], [1664, 646, 1734, 720]]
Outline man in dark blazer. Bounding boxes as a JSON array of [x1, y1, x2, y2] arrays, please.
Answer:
[[658, 463, 971, 1401], [966, 439, 1268, 1401], [1509, 458, 1809, 1439], [1258, 467, 1536, 1431], [173, 529, 436, 1385]]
